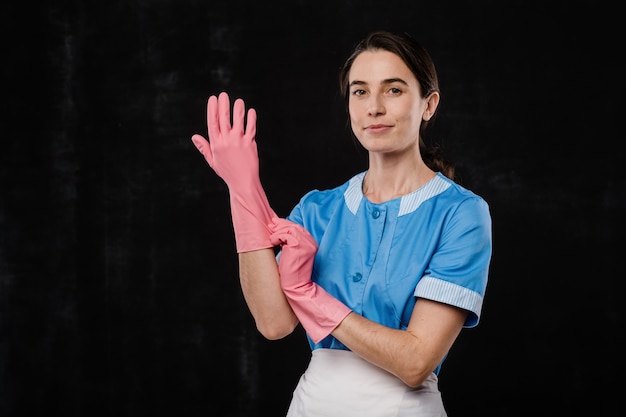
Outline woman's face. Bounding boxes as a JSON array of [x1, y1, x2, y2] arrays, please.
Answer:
[[347, 49, 433, 155]]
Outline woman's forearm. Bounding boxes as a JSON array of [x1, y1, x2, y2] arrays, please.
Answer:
[[239, 248, 299, 339]]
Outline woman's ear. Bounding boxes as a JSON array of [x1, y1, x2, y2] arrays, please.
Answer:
[[422, 92, 440, 121]]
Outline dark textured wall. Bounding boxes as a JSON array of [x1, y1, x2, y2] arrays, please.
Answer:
[[1, 1, 623, 416]]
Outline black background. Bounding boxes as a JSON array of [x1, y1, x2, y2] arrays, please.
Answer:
[[1, 1, 624, 416]]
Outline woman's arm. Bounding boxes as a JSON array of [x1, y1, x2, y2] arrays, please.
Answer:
[[332, 299, 467, 388], [191, 93, 298, 339], [239, 249, 299, 340]]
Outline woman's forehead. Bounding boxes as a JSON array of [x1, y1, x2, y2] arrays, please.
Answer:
[[349, 50, 415, 84]]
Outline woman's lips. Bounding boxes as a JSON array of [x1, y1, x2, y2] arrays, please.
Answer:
[[365, 124, 391, 134]]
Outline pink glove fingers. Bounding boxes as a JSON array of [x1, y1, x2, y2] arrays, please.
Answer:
[[229, 96, 244, 135], [205, 94, 219, 143], [190, 134, 213, 167]]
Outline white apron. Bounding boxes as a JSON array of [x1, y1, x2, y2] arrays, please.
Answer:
[[286, 348, 448, 417]]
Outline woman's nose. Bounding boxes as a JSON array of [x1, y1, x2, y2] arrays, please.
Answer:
[[367, 96, 385, 116]]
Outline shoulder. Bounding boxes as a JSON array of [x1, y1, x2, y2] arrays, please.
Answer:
[[432, 176, 492, 249], [298, 172, 363, 207], [400, 173, 489, 220], [415, 174, 492, 237], [436, 173, 490, 214], [286, 172, 365, 224]]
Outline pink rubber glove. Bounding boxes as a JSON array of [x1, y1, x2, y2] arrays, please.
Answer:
[[271, 218, 352, 344], [192, 92, 278, 253]]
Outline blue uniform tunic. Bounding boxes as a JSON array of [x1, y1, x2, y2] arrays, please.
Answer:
[[285, 171, 492, 375]]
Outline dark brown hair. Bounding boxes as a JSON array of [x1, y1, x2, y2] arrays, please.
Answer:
[[339, 31, 454, 180]]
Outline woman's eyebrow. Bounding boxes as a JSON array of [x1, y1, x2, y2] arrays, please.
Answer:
[[381, 78, 409, 86], [349, 80, 367, 87], [349, 78, 409, 87]]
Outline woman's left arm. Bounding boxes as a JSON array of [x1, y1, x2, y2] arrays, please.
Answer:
[[332, 298, 467, 388]]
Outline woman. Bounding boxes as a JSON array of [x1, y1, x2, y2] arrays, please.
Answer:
[[192, 30, 492, 416]]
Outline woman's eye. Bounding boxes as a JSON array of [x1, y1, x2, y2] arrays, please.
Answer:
[[388, 87, 401, 95], [352, 89, 366, 96]]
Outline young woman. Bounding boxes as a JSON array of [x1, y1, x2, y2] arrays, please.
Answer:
[[192, 30, 492, 416]]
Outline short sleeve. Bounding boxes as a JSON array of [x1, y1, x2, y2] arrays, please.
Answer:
[[414, 196, 492, 327]]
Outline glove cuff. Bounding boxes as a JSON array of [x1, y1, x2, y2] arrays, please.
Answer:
[[285, 283, 352, 344], [229, 184, 279, 253]]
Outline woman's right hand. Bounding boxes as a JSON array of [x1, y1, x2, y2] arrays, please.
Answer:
[[191, 91, 259, 188]]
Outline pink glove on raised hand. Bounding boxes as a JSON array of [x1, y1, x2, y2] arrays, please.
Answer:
[[271, 218, 352, 344], [192, 92, 278, 253]]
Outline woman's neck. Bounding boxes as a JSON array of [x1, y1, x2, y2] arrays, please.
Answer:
[[362, 160, 436, 204]]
